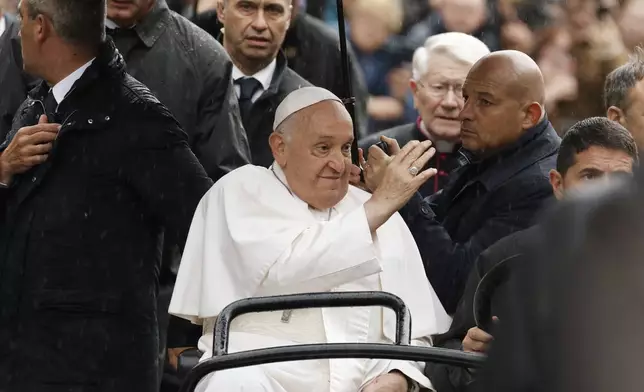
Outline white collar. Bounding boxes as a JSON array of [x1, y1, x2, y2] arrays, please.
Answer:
[[0, 14, 6, 38], [232, 58, 276, 92], [51, 58, 96, 104], [105, 18, 119, 29], [270, 162, 335, 219]]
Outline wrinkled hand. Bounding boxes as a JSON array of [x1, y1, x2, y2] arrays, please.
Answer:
[[363, 140, 437, 232], [361, 136, 401, 192], [167, 347, 195, 371], [462, 317, 498, 353], [0, 115, 60, 184], [362, 372, 408, 392]]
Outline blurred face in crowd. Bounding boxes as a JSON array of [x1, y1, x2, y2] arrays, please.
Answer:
[[411, 53, 470, 142], [350, 10, 391, 53], [270, 101, 354, 210], [218, 0, 291, 72], [441, 0, 487, 34], [607, 80, 644, 149], [107, 0, 154, 28], [459, 55, 543, 154], [549, 146, 634, 200]]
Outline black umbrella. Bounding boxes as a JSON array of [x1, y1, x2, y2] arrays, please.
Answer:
[[333, 0, 361, 168]]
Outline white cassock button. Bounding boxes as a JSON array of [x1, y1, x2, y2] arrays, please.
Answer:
[[87, 119, 93, 124]]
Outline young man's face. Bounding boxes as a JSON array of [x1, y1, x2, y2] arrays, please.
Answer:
[[550, 145, 635, 200]]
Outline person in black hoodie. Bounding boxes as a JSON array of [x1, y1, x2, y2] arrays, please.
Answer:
[[360, 32, 490, 197]]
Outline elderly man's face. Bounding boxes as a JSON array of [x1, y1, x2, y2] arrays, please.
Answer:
[[107, 0, 154, 27], [459, 63, 528, 154], [412, 54, 470, 141], [550, 146, 634, 200], [270, 101, 354, 210], [219, 0, 291, 66]]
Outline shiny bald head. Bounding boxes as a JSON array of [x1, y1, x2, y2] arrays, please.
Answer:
[[460, 50, 547, 154]]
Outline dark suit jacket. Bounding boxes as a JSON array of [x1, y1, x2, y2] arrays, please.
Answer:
[[425, 225, 542, 392], [0, 39, 213, 392], [0, 13, 36, 141], [191, 10, 370, 138], [239, 51, 311, 167], [401, 118, 561, 314]]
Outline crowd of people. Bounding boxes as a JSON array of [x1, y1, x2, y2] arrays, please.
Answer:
[[1, 0, 644, 391]]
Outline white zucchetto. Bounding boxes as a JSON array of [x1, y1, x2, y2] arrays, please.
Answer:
[[273, 86, 345, 130]]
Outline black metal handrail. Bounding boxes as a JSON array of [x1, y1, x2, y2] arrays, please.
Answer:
[[179, 344, 485, 392], [213, 291, 412, 356]]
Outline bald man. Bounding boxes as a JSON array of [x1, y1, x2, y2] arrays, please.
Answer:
[[363, 50, 561, 314], [169, 87, 451, 392]]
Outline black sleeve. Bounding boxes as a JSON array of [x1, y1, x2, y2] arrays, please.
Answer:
[[400, 185, 551, 314], [120, 105, 214, 250], [191, 59, 251, 182]]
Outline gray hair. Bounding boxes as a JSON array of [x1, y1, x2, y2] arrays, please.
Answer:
[[604, 47, 644, 112], [25, 0, 106, 47], [412, 32, 490, 80]]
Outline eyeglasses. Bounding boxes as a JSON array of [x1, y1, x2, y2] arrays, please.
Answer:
[[417, 80, 464, 99]]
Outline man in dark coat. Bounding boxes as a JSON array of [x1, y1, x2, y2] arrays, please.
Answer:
[[425, 117, 638, 392], [0, 1, 213, 390], [106, 0, 250, 181], [0, 11, 36, 140], [360, 32, 490, 197], [192, 0, 371, 138], [363, 50, 560, 314], [214, 0, 311, 167]]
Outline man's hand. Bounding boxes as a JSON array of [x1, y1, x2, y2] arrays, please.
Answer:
[[361, 136, 400, 192], [462, 320, 497, 353], [0, 115, 60, 184], [364, 140, 436, 232], [362, 371, 409, 392], [167, 346, 196, 371]]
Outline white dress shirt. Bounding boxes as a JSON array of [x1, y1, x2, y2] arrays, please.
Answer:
[[50, 58, 95, 109], [232, 59, 276, 103], [0, 14, 6, 38]]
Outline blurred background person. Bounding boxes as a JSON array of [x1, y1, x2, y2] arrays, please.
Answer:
[[360, 32, 490, 197], [427, 116, 638, 392], [605, 47, 644, 149]]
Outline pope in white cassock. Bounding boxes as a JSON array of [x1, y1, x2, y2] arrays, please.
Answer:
[[169, 86, 452, 392]]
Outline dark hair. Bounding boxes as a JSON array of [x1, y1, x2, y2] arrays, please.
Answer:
[[604, 47, 644, 112], [556, 117, 638, 175], [26, 0, 106, 48]]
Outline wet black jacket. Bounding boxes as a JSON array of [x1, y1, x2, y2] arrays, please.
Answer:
[[0, 13, 37, 141], [108, 0, 250, 181], [0, 39, 213, 392], [401, 118, 560, 314]]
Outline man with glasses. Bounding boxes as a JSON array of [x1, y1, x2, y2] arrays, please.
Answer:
[[359, 33, 490, 197]]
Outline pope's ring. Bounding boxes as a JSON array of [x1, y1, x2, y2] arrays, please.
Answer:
[[408, 166, 419, 176]]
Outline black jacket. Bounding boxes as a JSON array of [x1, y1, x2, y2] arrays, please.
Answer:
[[0, 39, 213, 391], [0, 13, 37, 141], [237, 52, 311, 167], [191, 10, 370, 139], [425, 225, 541, 392], [359, 122, 460, 197], [401, 118, 561, 314], [108, 0, 250, 181]]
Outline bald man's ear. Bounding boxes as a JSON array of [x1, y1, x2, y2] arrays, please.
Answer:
[[269, 132, 288, 166], [521, 102, 543, 129], [607, 106, 628, 128]]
